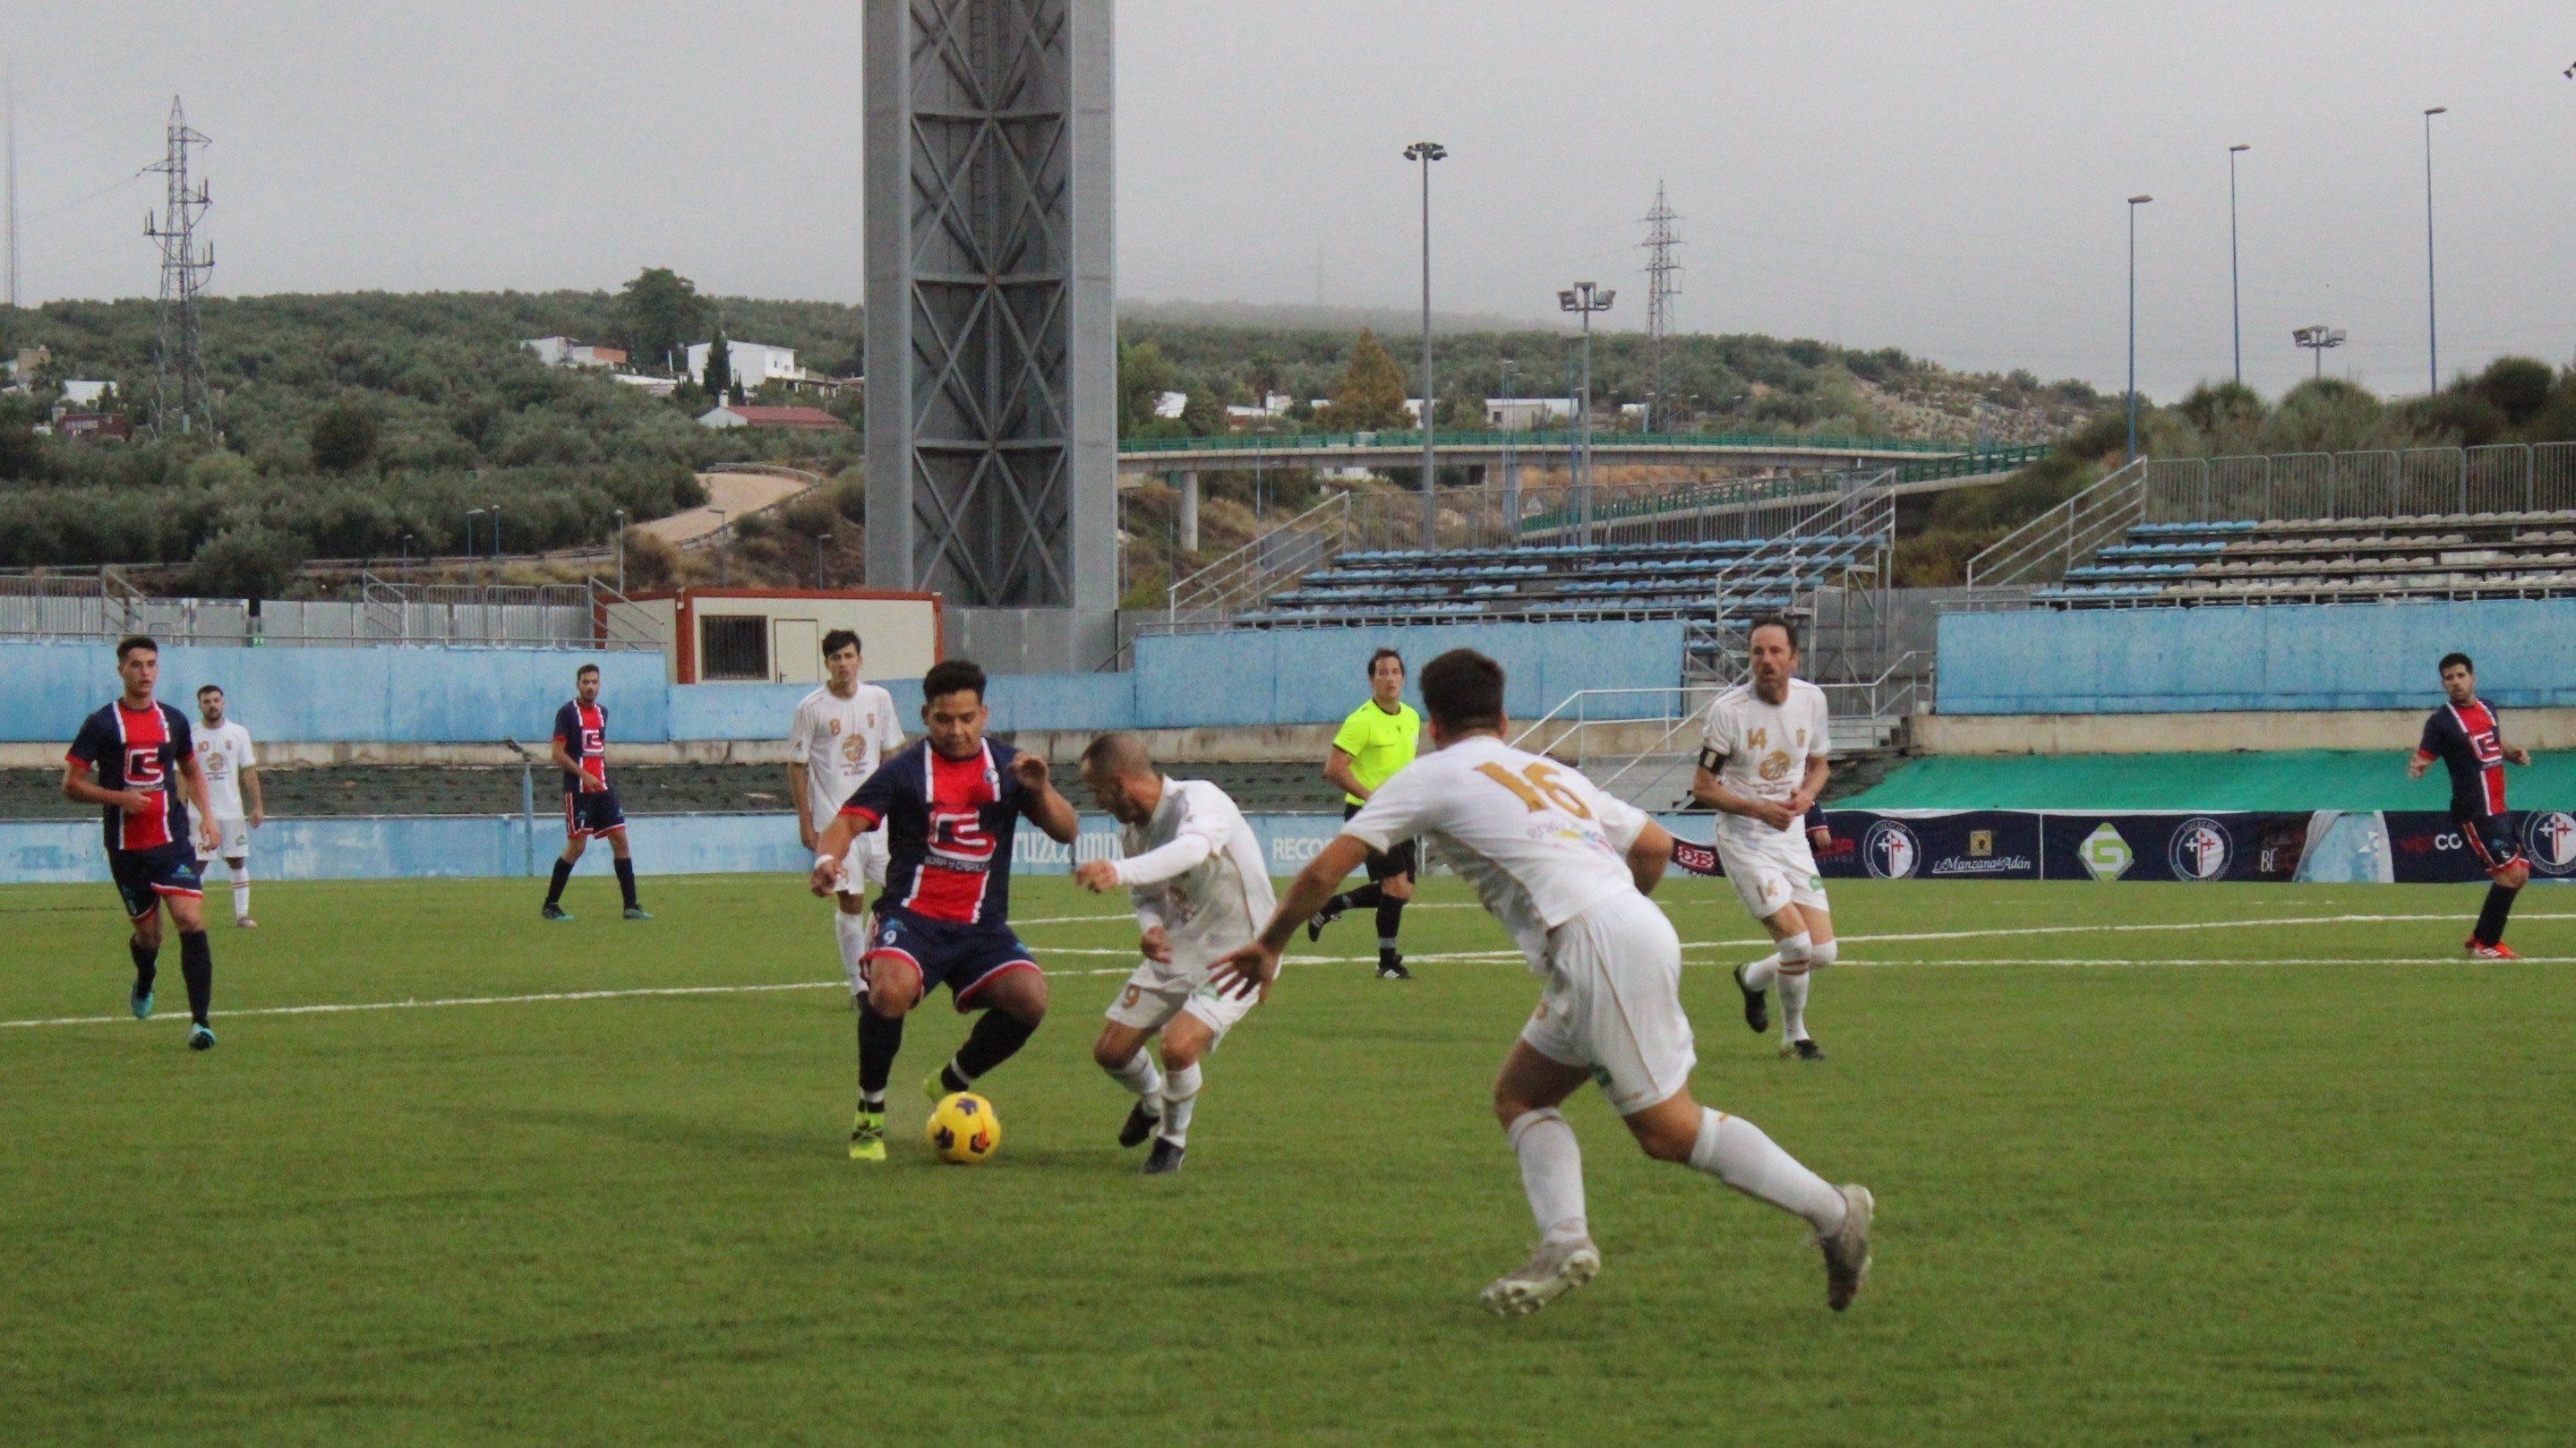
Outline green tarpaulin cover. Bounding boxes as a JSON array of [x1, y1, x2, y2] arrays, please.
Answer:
[[1842, 750, 2576, 812]]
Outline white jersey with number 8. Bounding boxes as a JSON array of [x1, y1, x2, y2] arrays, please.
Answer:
[[1341, 735, 1651, 972]]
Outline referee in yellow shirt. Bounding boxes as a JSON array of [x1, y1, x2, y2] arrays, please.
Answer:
[[1310, 647, 1423, 978]]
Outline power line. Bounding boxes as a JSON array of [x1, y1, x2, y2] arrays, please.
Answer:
[[1639, 181, 1682, 429], [142, 95, 213, 436]]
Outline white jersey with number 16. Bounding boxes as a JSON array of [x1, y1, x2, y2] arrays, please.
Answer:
[[1340, 735, 1650, 972]]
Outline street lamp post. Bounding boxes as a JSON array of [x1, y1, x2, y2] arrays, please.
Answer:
[[2228, 145, 2249, 387], [490, 506, 503, 589], [1498, 357, 1519, 549], [465, 510, 484, 573], [1558, 283, 1614, 544], [1404, 141, 1447, 552], [2422, 107, 2446, 393], [612, 508, 628, 594], [712, 508, 729, 588], [2126, 194, 2153, 462]]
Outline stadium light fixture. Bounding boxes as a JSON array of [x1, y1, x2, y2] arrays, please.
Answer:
[[2292, 324, 2347, 381], [1559, 282, 1615, 543]]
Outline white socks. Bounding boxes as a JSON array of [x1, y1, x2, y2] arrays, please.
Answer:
[[1743, 930, 1809, 992], [227, 866, 251, 922], [1160, 1062, 1202, 1146], [1779, 937, 1835, 1043], [1690, 1108, 1846, 1233], [834, 912, 871, 997], [1507, 1108, 1590, 1246], [1105, 1047, 1164, 1104]]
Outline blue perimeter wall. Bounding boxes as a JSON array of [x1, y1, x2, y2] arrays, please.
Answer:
[[0, 620, 1683, 745], [1938, 599, 2576, 715]]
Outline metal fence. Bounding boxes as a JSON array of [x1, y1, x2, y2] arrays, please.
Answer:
[[1964, 441, 2576, 596], [1119, 425, 1969, 458], [0, 570, 662, 650], [2140, 441, 2576, 524]]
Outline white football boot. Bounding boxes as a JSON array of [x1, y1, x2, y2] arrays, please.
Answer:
[[1479, 1236, 1602, 1316]]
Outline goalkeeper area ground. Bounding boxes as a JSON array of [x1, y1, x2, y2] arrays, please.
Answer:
[[4, 876, 2569, 1448]]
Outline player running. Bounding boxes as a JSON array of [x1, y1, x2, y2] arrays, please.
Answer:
[[1214, 648, 1871, 1317], [2409, 650, 2533, 958], [542, 663, 649, 921], [1071, 733, 1277, 1176], [1306, 647, 1421, 979], [809, 659, 1081, 1161], [61, 636, 223, 1050], [1690, 617, 1839, 1060], [191, 683, 264, 929], [788, 630, 906, 998]]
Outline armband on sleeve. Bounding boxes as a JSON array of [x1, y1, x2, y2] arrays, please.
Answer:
[[1697, 746, 1725, 774]]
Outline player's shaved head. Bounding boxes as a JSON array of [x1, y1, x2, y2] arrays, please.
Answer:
[[1081, 732, 1156, 781]]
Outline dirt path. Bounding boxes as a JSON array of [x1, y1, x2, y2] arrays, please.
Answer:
[[642, 471, 819, 548]]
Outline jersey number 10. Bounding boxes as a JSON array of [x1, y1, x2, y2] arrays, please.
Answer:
[[1474, 761, 1592, 819]]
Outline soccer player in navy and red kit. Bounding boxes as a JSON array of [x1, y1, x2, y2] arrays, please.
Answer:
[[61, 636, 223, 1049], [541, 663, 648, 921], [809, 659, 1081, 1161], [2409, 650, 2534, 958]]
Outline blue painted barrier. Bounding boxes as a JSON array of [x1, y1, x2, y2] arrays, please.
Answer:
[[1939, 600, 2576, 715]]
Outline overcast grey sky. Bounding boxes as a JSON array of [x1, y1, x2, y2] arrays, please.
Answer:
[[13, 3, 2573, 398]]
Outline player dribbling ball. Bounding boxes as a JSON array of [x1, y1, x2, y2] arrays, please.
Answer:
[[926, 1092, 1000, 1163]]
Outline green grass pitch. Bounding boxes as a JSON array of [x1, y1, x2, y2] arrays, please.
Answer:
[[4, 873, 2571, 1447]]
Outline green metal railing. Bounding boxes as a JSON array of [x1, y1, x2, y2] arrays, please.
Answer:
[[1116, 427, 1975, 457], [1512, 444, 2052, 536]]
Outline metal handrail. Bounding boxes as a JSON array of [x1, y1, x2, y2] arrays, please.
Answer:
[[1119, 426, 1974, 457], [1964, 457, 2145, 588], [1162, 490, 1351, 625]]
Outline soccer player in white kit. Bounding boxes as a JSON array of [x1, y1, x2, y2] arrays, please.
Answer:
[[786, 630, 906, 998], [1071, 733, 1277, 1176], [1214, 649, 1871, 1316], [1692, 616, 1841, 1059], [192, 684, 264, 929]]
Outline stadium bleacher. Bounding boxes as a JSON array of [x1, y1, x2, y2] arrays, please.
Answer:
[[2036, 509, 2576, 606], [1238, 535, 1879, 626]]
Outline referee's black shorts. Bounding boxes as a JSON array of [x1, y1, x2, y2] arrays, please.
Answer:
[[1344, 801, 1418, 880]]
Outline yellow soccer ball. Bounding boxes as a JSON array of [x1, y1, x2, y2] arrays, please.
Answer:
[[926, 1092, 1000, 1164]]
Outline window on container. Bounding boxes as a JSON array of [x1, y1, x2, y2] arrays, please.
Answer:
[[700, 613, 769, 681]]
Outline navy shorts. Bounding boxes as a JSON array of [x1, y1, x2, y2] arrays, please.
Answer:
[[109, 844, 203, 920], [2458, 811, 2524, 878], [564, 787, 628, 838], [863, 909, 1040, 1011]]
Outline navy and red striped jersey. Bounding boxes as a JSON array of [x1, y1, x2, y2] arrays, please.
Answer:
[[66, 699, 195, 853], [838, 738, 1039, 927], [2418, 698, 2509, 818], [553, 699, 609, 793]]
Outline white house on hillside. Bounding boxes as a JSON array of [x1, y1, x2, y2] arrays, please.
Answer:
[[521, 337, 626, 369], [686, 339, 827, 393]]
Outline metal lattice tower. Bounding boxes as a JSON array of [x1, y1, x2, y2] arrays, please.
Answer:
[[1640, 183, 1682, 432], [865, 0, 1117, 667], [144, 97, 215, 435]]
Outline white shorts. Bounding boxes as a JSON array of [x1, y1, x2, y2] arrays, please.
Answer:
[[1519, 892, 1697, 1117], [836, 829, 889, 895], [1103, 961, 1255, 1043], [1713, 825, 1828, 922], [198, 817, 250, 862]]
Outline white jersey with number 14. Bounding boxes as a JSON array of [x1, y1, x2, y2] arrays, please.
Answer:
[[1340, 735, 1651, 972]]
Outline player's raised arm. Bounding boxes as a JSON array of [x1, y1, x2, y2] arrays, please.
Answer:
[[1010, 751, 1081, 844]]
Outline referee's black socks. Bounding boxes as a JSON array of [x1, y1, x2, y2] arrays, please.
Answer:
[[1375, 896, 1407, 952], [2473, 882, 2520, 947], [177, 929, 213, 1026], [129, 937, 159, 994]]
